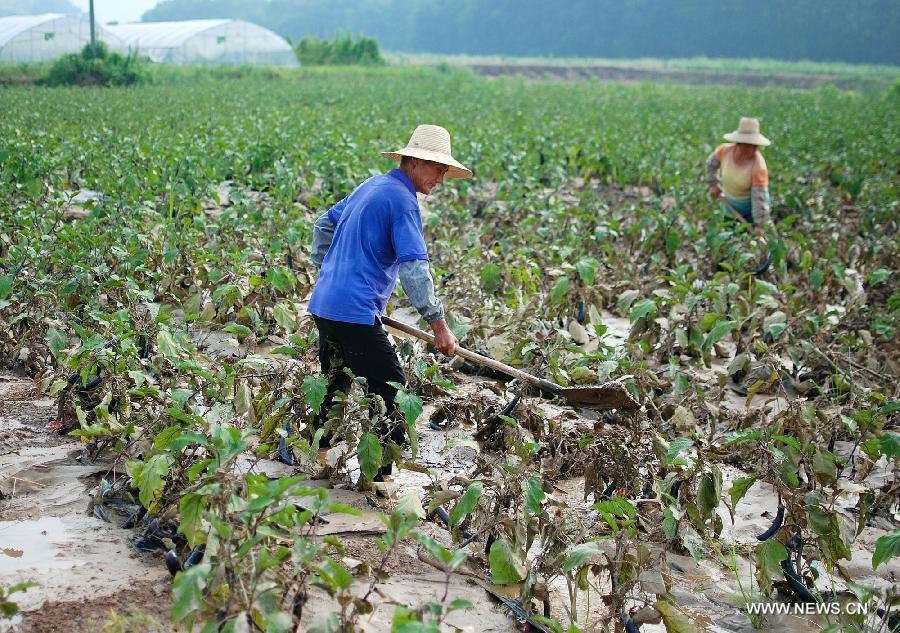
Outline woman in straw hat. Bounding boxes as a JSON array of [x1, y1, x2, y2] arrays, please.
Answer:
[[307, 124, 470, 481], [706, 117, 772, 235]]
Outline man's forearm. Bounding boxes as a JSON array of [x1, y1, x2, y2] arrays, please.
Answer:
[[398, 259, 445, 324]]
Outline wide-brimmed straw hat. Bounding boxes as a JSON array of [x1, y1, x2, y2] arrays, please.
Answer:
[[381, 124, 472, 179], [724, 117, 771, 146]]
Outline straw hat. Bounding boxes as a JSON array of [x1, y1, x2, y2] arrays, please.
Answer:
[[724, 117, 771, 146], [381, 124, 472, 179]]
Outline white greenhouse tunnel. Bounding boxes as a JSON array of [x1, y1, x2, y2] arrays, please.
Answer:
[[107, 20, 298, 67], [0, 13, 122, 63]]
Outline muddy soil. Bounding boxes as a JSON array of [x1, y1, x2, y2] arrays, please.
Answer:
[[2, 305, 897, 633], [0, 373, 172, 633]]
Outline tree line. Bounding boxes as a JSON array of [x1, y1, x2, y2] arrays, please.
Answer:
[[113, 0, 900, 65]]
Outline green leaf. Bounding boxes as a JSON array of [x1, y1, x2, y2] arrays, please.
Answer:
[[157, 330, 181, 361], [179, 493, 207, 544], [728, 476, 757, 514], [562, 541, 603, 573], [698, 467, 722, 520], [629, 298, 657, 324], [46, 327, 67, 361], [449, 481, 483, 528], [392, 385, 423, 426], [488, 538, 526, 585], [872, 529, 900, 570], [880, 432, 900, 458], [524, 477, 545, 516], [273, 302, 296, 332], [302, 375, 328, 415], [0, 275, 12, 300], [128, 454, 172, 509], [616, 289, 639, 316], [702, 320, 736, 351], [575, 257, 598, 285], [223, 323, 252, 338], [357, 432, 382, 481], [665, 437, 694, 464], [266, 266, 295, 293], [550, 276, 569, 305], [755, 539, 788, 593], [172, 562, 211, 624], [479, 263, 501, 293], [320, 558, 354, 590]]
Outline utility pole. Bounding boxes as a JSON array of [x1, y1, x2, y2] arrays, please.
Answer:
[[89, 0, 96, 56]]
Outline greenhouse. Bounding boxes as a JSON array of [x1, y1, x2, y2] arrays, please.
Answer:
[[0, 13, 122, 63], [108, 19, 298, 67]]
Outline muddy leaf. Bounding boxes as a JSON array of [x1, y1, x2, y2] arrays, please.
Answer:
[[489, 538, 526, 584], [812, 450, 837, 486], [653, 599, 699, 633], [679, 524, 704, 560], [616, 289, 639, 316], [357, 433, 382, 481], [396, 493, 425, 520], [670, 406, 696, 434], [157, 329, 181, 361], [872, 529, 900, 570]]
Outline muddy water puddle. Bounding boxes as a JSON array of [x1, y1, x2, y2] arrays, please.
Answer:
[[0, 517, 68, 571]]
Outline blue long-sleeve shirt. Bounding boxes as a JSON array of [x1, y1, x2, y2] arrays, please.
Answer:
[[308, 170, 445, 325]]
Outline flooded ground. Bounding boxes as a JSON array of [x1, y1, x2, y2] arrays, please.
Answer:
[[0, 373, 172, 633], [1, 318, 896, 633]]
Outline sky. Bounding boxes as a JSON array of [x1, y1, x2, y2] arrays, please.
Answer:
[[72, 0, 160, 24]]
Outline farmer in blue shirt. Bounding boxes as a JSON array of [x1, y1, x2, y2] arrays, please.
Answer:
[[308, 124, 471, 481]]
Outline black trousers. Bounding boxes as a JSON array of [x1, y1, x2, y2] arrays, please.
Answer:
[[313, 315, 407, 454]]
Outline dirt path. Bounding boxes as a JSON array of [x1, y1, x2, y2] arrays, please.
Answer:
[[0, 373, 172, 633]]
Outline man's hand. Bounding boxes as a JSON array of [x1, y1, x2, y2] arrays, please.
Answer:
[[708, 184, 722, 199], [430, 319, 458, 357]]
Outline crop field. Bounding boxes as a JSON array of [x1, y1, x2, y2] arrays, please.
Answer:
[[0, 67, 898, 632]]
